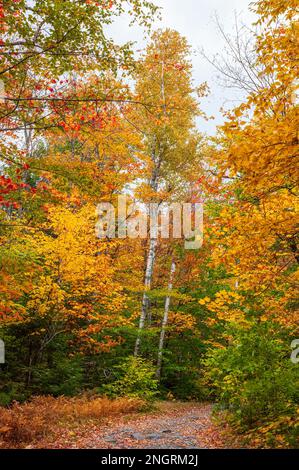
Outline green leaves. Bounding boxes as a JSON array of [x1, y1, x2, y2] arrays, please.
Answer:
[[102, 356, 159, 402], [204, 322, 299, 445]]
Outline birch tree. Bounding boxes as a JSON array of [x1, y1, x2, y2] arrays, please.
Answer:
[[133, 29, 205, 355], [156, 257, 176, 379]]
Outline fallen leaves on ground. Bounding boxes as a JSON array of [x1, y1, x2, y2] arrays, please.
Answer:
[[31, 402, 242, 449]]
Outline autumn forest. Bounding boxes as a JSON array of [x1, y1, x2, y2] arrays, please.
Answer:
[[0, 0, 298, 452]]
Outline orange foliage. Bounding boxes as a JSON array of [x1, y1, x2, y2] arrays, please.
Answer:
[[0, 395, 144, 448]]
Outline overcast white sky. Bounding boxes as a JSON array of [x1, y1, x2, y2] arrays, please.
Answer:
[[109, 0, 257, 134]]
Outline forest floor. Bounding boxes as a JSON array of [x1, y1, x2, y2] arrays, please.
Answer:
[[35, 402, 242, 449]]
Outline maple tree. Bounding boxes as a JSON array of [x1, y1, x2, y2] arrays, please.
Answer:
[[199, 0, 299, 447], [205, 0, 298, 327], [0, 0, 158, 394]]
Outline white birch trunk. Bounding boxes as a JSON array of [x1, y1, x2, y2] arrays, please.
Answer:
[[134, 59, 167, 356], [155, 258, 176, 379], [134, 234, 157, 356]]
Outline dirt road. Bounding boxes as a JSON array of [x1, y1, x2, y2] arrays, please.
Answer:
[[38, 402, 235, 449]]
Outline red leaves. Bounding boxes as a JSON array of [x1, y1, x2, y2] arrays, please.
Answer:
[[173, 63, 184, 71], [0, 171, 32, 208], [0, 175, 19, 193], [86, 0, 114, 9]]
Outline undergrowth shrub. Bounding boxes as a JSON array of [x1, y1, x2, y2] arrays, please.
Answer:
[[204, 323, 299, 448], [33, 357, 83, 396], [102, 356, 159, 402]]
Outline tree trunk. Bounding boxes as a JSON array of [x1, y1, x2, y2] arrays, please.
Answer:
[[134, 210, 157, 356], [155, 258, 176, 379], [134, 58, 167, 356]]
